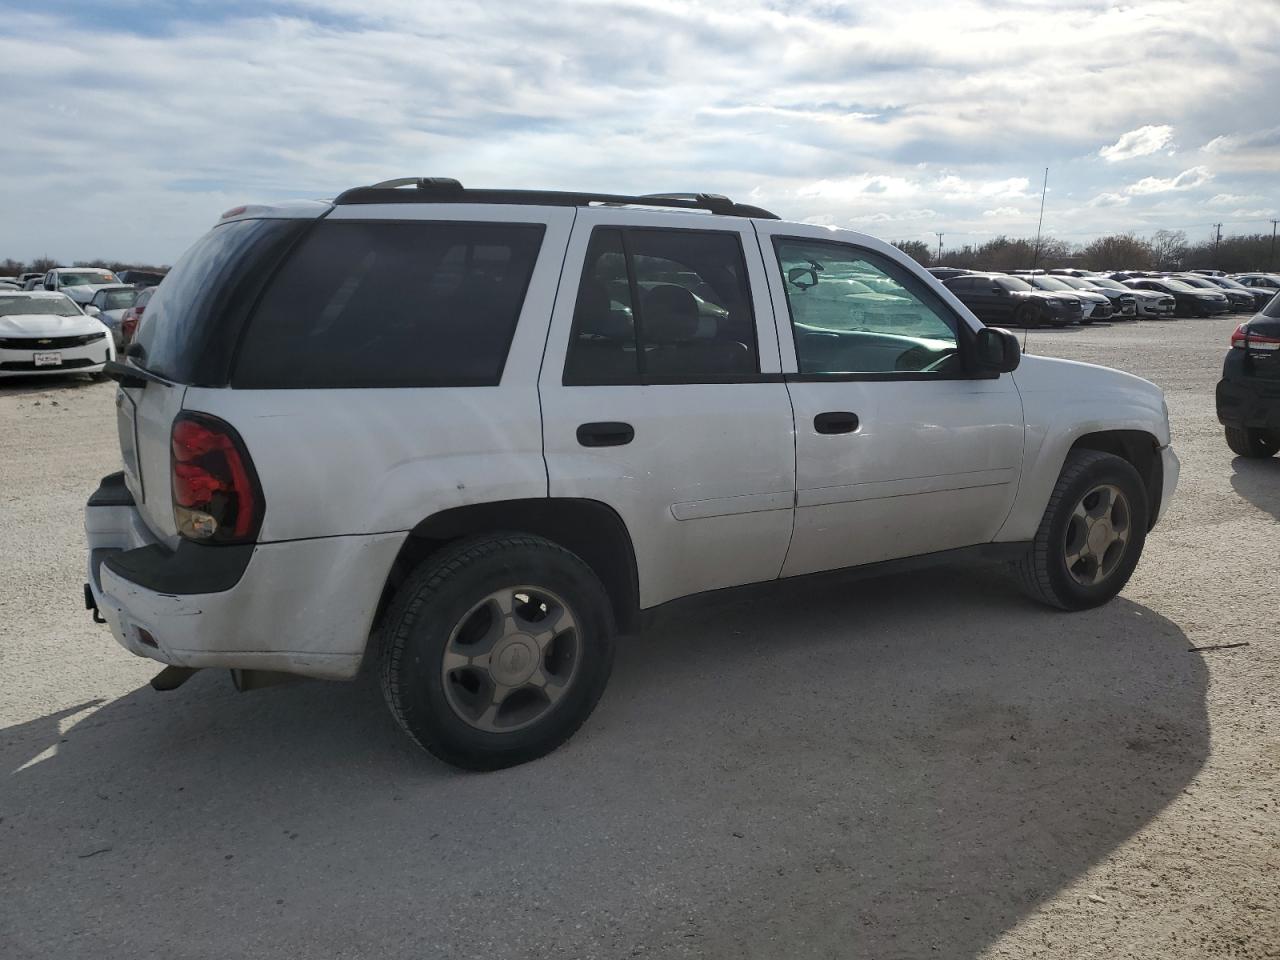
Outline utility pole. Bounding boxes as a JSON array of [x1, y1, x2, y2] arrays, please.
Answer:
[[1213, 223, 1223, 255], [1270, 220, 1278, 272], [935, 232, 944, 262]]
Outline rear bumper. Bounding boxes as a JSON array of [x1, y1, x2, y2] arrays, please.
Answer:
[[84, 473, 404, 680], [1217, 376, 1280, 431]]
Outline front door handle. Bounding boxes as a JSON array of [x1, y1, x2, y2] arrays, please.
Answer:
[[814, 411, 859, 435], [577, 421, 635, 447]]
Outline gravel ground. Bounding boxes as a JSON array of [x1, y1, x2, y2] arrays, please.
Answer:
[[1, 316, 1276, 959]]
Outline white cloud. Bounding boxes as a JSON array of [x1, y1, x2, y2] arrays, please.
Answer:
[[982, 206, 1022, 218], [1088, 192, 1130, 208], [1124, 166, 1213, 196], [1099, 124, 1174, 162], [0, 1, 1276, 261]]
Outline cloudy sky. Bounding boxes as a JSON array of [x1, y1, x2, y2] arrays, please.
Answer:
[[1, 0, 1277, 264]]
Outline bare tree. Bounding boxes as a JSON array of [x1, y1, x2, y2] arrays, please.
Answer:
[[1080, 234, 1155, 271], [892, 240, 932, 266], [1150, 230, 1188, 270]]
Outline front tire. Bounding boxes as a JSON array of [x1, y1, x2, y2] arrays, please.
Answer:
[[380, 533, 615, 770], [1015, 450, 1149, 611], [1225, 426, 1280, 458]]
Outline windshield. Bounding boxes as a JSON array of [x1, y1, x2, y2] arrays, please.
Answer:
[[97, 289, 138, 310], [1030, 276, 1075, 291], [0, 295, 81, 318], [59, 271, 117, 286], [1211, 277, 1248, 290], [996, 276, 1034, 292], [1159, 279, 1198, 292], [1084, 277, 1126, 291], [1174, 276, 1213, 288]]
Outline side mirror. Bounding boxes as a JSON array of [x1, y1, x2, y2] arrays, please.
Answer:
[[787, 266, 819, 290], [85, 305, 101, 317], [975, 327, 1020, 374]]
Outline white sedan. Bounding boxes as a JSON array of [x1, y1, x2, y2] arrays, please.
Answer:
[[0, 291, 116, 379]]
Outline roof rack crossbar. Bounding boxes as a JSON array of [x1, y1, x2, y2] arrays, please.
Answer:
[[333, 179, 778, 219]]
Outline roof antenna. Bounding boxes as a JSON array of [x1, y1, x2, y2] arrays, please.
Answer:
[[1024, 166, 1049, 353]]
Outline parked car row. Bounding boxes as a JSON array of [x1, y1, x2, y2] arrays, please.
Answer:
[[0, 266, 168, 351], [926, 266, 1280, 326], [0, 289, 117, 379]]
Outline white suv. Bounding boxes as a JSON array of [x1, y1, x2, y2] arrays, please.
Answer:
[[85, 178, 1179, 769]]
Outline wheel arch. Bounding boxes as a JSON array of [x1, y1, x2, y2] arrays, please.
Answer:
[[1068, 429, 1162, 530], [374, 498, 641, 635]]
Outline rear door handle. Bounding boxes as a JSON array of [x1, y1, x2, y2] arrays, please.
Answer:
[[814, 412, 859, 435], [577, 421, 635, 447]]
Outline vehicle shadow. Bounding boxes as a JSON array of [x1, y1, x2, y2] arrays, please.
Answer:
[[0, 373, 100, 398], [1, 565, 1207, 959], [1229, 454, 1280, 521]]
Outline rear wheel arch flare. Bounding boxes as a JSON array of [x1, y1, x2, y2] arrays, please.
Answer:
[[376, 498, 641, 635]]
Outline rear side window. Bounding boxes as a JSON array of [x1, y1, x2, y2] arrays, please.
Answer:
[[563, 227, 758, 384], [233, 220, 544, 388], [134, 218, 306, 384]]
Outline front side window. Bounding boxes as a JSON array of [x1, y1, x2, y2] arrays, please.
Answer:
[[774, 239, 961, 376], [234, 220, 545, 388], [563, 227, 758, 384]]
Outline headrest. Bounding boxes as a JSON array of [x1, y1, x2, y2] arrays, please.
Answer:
[[642, 284, 699, 343], [576, 281, 630, 338]]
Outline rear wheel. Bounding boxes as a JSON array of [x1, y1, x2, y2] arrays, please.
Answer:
[[1015, 450, 1148, 610], [1225, 426, 1280, 458], [380, 533, 615, 770]]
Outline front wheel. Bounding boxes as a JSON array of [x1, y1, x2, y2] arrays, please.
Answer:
[[1015, 304, 1039, 328], [1015, 450, 1149, 610], [1225, 426, 1280, 458], [380, 533, 615, 770]]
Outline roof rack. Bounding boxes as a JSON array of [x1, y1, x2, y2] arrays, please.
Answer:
[[332, 177, 779, 219]]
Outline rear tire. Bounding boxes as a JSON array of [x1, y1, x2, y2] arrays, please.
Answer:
[[1225, 426, 1280, 458], [1015, 450, 1149, 611], [380, 533, 615, 770]]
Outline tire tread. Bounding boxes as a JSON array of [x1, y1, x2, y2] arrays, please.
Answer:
[[1014, 449, 1129, 610]]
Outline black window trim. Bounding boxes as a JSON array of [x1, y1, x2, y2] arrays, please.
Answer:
[[562, 224, 771, 387], [229, 216, 547, 390], [770, 234, 988, 382]]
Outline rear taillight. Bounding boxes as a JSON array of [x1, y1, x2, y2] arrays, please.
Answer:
[[121, 310, 138, 340], [1232, 324, 1280, 350], [170, 412, 263, 543]]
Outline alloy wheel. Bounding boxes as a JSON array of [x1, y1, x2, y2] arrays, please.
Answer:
[[1063, 483, 1132, 586], [441, 586, 581, 732]]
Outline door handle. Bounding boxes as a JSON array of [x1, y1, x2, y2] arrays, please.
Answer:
[[577, 421, 635, 447], [814, 411, 859, 435]]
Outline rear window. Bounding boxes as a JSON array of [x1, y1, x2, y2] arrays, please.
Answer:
[[1263, 293, 1280, 318], [133, 218, 306, 384], [232, 220, 545, 388]]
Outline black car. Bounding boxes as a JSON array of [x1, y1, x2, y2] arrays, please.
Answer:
[[943, 273, 1083, 327], [1023, 274, 1112, 322], [1233, 274, 1280, 301], [1198, 275, 1273, 311], [115, 269, 166, 288], [1216, 300, 1280, 458], [1124, 277, 1230, 317], [927, 266, 973, 281], [1052, 275, 1138, 319], [1172, 274, 1254, 312]]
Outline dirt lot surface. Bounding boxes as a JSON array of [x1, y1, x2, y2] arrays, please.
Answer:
[[1, 317, 1277, 959]]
